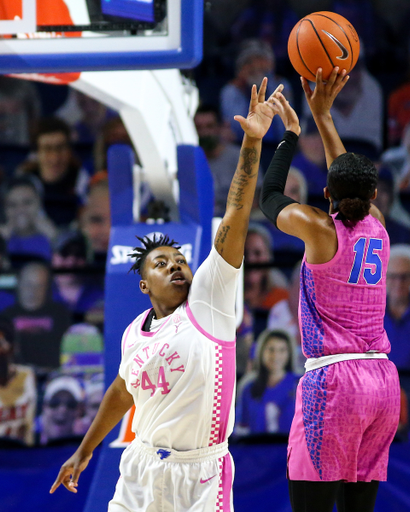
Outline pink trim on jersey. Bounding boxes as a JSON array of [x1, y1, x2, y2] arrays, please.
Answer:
[[208, 343, 236, 446], [185, 302, 235, 347], [217, 453, 233, 512], [209, 345, 223, 446], [138, 308, 172, 337], [121, 321, 134, 356]]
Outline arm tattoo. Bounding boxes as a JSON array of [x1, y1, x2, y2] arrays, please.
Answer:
[[227, 147, 258, 210], [215, 222, 231, 253]]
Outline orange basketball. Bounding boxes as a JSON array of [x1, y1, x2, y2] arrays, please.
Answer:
[[287, 11, 360, 81]]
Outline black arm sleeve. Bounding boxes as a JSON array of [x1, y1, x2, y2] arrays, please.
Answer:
[[259, 130, 300, 228]]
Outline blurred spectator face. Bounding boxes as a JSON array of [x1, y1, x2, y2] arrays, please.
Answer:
[[284, 169, 307, 204], [80, 183, 111, 253], [245, 232, 271, 264], [37, 131, 71, 183], [240, 56, 273, 87], [5, 184, 41, 236], [299, 132, 326, 166], [18, 263, 50, 311], [244, 230, 272, 306], [42, 389, 80, 440], [387, 256, 410, 302], [262, 336, 290, 374], [194, 111, 221, 153]]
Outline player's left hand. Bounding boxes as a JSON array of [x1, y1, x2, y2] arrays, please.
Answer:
[[234, 78, 283, 139]]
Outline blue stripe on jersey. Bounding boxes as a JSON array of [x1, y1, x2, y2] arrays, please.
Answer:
[[302, 367, 329, 480], [300, 264, 325, 358]]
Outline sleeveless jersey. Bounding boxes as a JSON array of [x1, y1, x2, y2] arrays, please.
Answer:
[[299, 213, 390, 358], [119, 247, 239, 451]]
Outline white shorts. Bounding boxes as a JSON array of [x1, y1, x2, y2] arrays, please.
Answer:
[[108, 436, 235, 512]]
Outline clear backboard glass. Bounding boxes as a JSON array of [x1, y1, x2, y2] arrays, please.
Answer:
[[0, 0, 203, 72]]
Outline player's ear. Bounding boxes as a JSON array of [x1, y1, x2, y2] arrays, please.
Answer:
[[139, 280, 149, 294], [323, 186, 331, 200], [371, 189, 377, 200]]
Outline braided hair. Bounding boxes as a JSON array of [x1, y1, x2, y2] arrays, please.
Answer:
[[327, 153, 378, 222], [128, 234, 181, 277]]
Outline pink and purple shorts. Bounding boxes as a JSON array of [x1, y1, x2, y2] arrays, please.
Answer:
[[287, 359, 400, 482]]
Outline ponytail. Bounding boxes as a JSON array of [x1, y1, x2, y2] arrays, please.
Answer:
[[338, 197, 370, 221]]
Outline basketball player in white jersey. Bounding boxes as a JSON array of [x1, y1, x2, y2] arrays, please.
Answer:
[[50, 78, 282, 511]]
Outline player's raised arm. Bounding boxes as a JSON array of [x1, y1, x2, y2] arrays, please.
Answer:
[[301, 67, 349, 168], [214, 78, 281, 268], [50, 374, 133, 494]]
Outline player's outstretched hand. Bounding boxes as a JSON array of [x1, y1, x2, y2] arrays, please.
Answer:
[[49, 450, 93, 494], [234, 78, 283, 139], [301, 67, 349, 118], [265, 90, 301, 136]]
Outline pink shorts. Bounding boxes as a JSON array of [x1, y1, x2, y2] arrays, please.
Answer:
[[287, 359, 400, 482]]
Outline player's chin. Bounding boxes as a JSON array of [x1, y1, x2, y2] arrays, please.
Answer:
[[170, 281, 190, 299]]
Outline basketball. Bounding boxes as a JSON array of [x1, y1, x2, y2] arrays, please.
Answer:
[[287, 11, 360, 81]]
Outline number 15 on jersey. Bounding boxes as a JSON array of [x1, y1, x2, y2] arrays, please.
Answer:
[[348, 237, 383, 285]]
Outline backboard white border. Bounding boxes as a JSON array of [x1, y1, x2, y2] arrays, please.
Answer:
[[0, 0, 202, 72], [0, 0, 36, 35]]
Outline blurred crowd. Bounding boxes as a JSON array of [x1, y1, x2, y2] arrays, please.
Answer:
[[0, 0, 409, 447]]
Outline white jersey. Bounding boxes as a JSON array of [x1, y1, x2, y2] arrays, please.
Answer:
[[119, 246, 240, 451]]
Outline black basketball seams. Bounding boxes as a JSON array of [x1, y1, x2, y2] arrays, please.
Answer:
[[311, 13, 354, 69], [297, 19, 333, 79]]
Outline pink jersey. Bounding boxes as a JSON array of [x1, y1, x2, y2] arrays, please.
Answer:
[[299, 213, 390, 358]]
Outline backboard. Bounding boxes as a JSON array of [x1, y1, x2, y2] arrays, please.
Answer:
[[0, 0, 203, 73]]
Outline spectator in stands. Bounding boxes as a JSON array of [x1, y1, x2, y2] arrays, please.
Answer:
[[79, 172, 111, 266], [372, 168, 410, 244], [0, 176, 57, 265], [194, 103, 263, 217], [74, 373, 104, 434], [18, 117, 89, 226], [291, 116, 328, 199], [0, 261, 71, 372], [220, 39, 294, 169], [261, 167, 306, 257], [301, 45, 384, 154], [387, 78, 410, 148], [40, 374, 84, 445], [0, 317, 36, 446], [93, 116, 133, 173], [52, 230, 104, 322], [0, 76, 41, 146], [235, 328, 299, 436], [236, 303, 254, 381], [244, 223, 290, 338], [382, 121, 410, 195], [385, 244, 410, 371], [228, 0, 299, 73], [60, 323, 104, 374], [56, 89, 116, 146]]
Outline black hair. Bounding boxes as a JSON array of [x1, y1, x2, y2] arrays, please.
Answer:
[[327, 152, 378, 222], [251, 329, 293, 400], [128, 234, 181, 277], [34, 117, 71, 147], [4, 175, 42, 198], [194, 103, 222, 123]]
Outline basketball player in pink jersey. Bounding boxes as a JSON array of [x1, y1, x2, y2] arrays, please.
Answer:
[[259, 67, 401, 512], [50, 79, 282, 511]]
